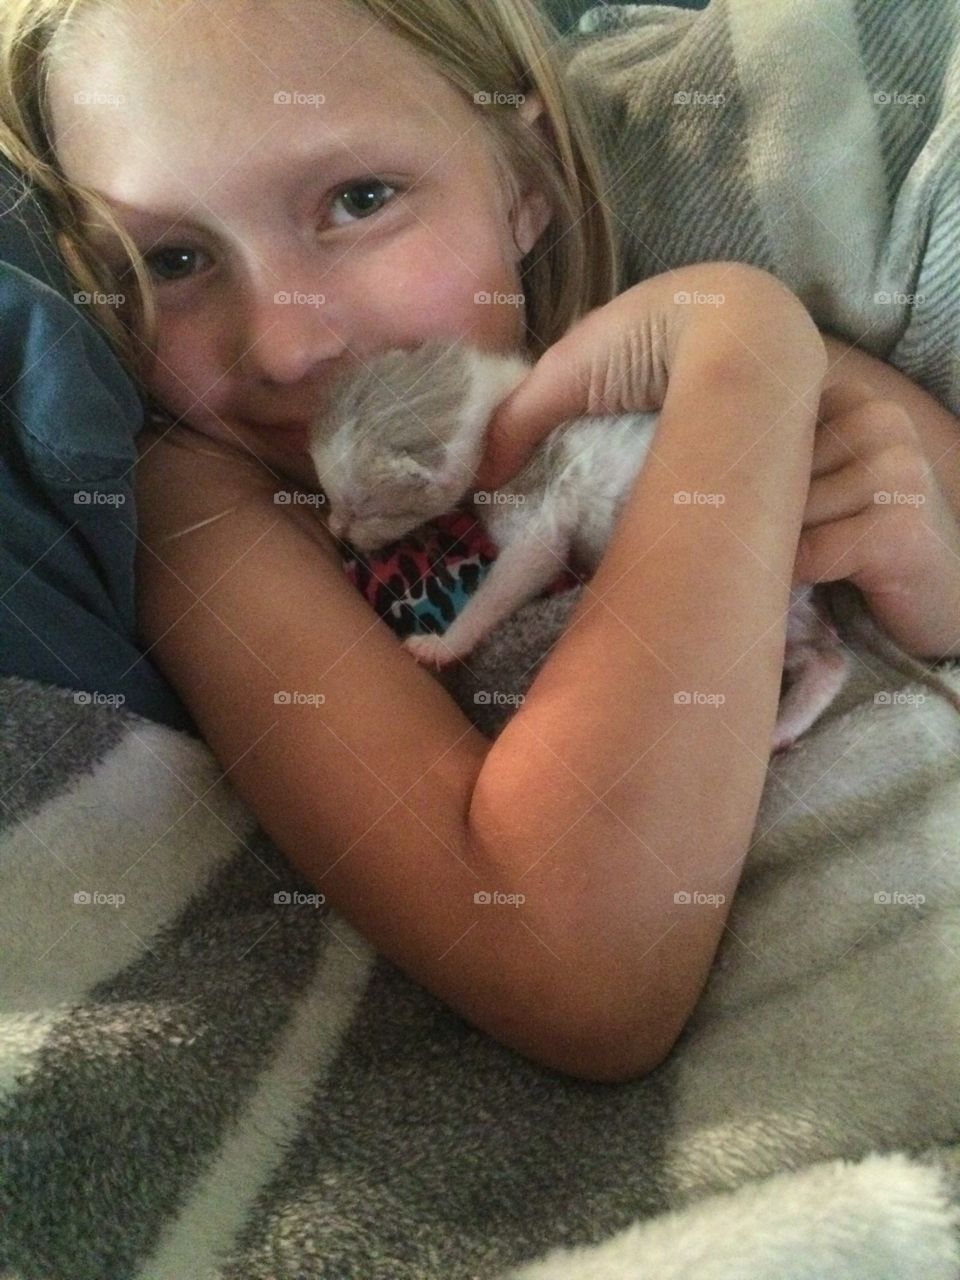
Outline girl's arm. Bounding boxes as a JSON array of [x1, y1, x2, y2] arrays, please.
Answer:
[[469, 264, 826, 1075], [135, 264, 824, 1083], [134, 429, 656, 1083]]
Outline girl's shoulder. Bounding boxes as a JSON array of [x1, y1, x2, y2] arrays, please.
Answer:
[[134, 421, 330, 555]]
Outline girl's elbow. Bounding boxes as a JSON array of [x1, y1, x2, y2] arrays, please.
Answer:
[[517, 981, 683, 1083], [524, 1012, 676, 1084]]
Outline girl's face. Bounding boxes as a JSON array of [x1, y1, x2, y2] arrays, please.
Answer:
[[47, 0, 552, 486]]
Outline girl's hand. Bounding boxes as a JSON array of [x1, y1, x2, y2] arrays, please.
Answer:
[[473, 263, 824, 492], [792, 379, 960, 659], [475, 295, 670, 492]]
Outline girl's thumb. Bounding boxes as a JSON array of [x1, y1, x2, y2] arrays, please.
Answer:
[[474, 345, 586, 491]]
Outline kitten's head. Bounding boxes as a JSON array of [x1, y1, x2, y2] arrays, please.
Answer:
[[308, 339, 528, 553]]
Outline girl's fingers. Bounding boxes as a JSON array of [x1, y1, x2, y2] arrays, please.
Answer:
[[480, 339, 598, 489], [816, 377, 876, 423], [811, 386, 918, 477], [481, 353, 902, 493], [792, 504, 882, 586], [802, 456, 877, 527], [479, 287, 675, 490]]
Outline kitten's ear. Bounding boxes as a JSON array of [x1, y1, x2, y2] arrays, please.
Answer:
[[420, 444, 448, 472], [397, 446, 446, 480]]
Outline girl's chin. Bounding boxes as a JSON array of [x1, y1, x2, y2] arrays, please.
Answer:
[[183, 417, 310, 454], [270, 432, 310, 453], [265, 446, 322, 489]]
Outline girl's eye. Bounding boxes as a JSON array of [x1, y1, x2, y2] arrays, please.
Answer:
[[142, 246, 208, 283], [329, 179, 397, 227], [135, 178, 399, 286]]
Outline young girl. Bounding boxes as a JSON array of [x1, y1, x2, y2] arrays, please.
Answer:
[[3, 0, 959, 1082]]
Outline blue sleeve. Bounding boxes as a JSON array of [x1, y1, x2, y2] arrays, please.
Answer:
[[0, 163, 198, 736]]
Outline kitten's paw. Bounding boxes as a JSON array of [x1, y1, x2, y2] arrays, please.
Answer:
[[402, 632, 460, 669], [770, 730, 797, 756]]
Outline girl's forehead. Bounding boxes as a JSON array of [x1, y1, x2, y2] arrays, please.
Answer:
[[46, 0, 465, 195], [50, 0, 396, 78]]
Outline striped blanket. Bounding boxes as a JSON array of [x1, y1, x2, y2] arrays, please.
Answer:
[[3, 600, 960, 1278], [4, 0, 960, 1275], [563, 0, 960, 416]]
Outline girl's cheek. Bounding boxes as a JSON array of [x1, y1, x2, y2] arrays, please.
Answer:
[[345, 233, 465, 322], [135, 212, 524, 428], [350, 231, 522, 344], [142, 322, 221, 427]]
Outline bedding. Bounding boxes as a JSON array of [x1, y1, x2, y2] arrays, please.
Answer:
[[2, 608, 959, 1277]]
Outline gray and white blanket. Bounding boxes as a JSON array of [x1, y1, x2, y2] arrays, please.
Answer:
[[3, 600, 960, 1279], [562, 0, 960, 416], [4, 0, 960, 1276]]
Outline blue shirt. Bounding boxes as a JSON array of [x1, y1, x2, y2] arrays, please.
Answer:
[[0, 160, 198, 735]]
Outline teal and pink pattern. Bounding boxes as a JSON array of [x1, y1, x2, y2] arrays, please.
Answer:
[[338, 508, 580, 639]]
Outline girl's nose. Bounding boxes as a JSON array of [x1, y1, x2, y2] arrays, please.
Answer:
[[240, 289, 342, 386]]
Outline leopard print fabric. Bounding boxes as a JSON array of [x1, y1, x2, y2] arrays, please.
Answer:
[[338, 508, 580, 640]]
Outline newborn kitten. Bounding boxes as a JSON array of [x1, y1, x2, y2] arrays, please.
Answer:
[[308, 339, 960, 754]]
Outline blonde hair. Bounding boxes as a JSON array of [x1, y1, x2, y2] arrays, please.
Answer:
[[0, 0, 620, 393]]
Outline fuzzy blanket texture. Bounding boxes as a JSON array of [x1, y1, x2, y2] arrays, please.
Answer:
[[3, 0, 960, 1276], [564, 0, 960, 416], [3, 607, 960, 1279]]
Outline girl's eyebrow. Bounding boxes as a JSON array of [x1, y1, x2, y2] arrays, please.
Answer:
[[87, 136, 413, 234]]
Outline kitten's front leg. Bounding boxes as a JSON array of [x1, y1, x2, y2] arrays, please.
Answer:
[[403, 525, 571, 669], [403, 631, 461, 670], [771, 642, 848, 753]]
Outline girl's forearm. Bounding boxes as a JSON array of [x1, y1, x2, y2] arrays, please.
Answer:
[[468, 291, 826, 1077]]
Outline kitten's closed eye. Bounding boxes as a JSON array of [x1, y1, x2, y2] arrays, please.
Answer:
[[313, 339, 536, 561]]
